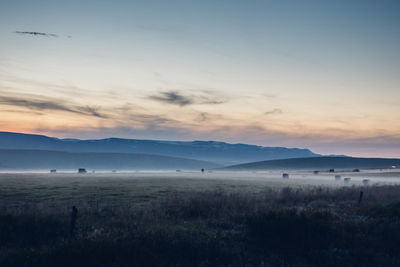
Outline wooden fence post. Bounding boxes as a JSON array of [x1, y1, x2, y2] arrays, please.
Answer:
[[358, 191, 363, 206], [70, 206, 78, 238]]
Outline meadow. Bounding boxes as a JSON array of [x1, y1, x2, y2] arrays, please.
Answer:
[[1, 170, 400, 266]]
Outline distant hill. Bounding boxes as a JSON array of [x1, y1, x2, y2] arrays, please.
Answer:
[[0, 149, 220, 171], [220, 156, 400, 171], [0, 132, 320, 165]]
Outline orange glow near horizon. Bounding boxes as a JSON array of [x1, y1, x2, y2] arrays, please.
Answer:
[[1, 1, 399, 157]]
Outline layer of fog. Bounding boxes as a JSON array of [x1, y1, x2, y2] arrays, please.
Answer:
[[1, 169, 399, 187]]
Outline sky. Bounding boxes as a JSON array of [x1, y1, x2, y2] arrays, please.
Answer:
[[0, 0, 399, 157]]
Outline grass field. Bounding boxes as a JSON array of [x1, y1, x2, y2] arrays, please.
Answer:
[[1, 170, 400, 266]]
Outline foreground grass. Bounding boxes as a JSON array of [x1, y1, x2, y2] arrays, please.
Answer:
[[1, 182, 400, 266]]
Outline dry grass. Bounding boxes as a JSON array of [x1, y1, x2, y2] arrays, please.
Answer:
[[1, 173, 400, 266]]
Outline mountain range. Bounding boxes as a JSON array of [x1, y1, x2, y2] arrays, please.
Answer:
[[0, 132, 397, 171], [221, 156, 400, 171], [0, 149, 219, 171], [0, 132, 319, 166]]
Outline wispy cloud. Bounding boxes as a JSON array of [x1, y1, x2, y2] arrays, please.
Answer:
[[263, 94, 277, 99], [77, 106, 106, 118], [196, 112, 209, 122], [15, 31, 58, 37], [149, 91, 193, 106], [194, 112, 223, 122], [0, 95, 107, 118], [0, 109, 44, 116], [0, 96, 75, 112], [148, 90, 226, 106], [265, 108, 283, 115]]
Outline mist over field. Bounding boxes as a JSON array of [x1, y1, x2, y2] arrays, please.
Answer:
[[0, 138, 399, 267], [1, 169, 400, 266], [2, 137, 399, 267], [1, 120, 400, 267], [1, 0, 400, 266]]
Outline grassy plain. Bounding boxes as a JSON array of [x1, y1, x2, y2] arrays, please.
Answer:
[[1, 170, 400, 266]]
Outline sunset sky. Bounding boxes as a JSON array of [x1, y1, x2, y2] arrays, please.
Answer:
[[0, 0, 399, 157]]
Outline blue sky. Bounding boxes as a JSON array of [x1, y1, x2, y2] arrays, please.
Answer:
[[0, 0, 399, 157]]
